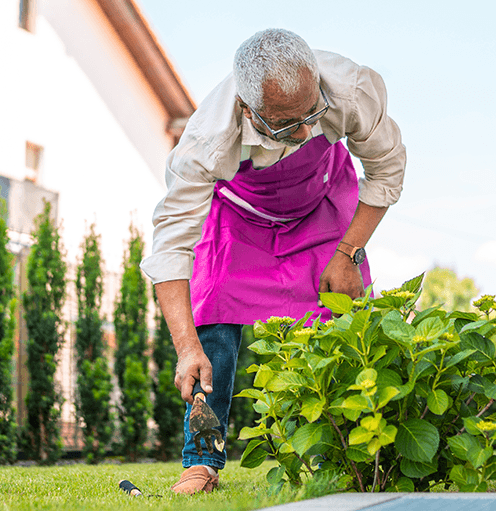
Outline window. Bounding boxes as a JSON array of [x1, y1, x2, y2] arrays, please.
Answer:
[[25, 141, 43, 182], [19, 0, 36, 33]]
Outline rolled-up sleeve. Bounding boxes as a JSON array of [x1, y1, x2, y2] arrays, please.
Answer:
[[140, 133, 216, 283], [346, 66, 406, 207], [140, 74, 242, 284]]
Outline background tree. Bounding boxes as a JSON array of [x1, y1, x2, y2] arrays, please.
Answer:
[[75, 224, 113, 463], [22, 201, 66, 464], [0, 199, 17, 464], [420, 267, 479, 312], [114, 223, 151, 461], [151, 289, 183, 460]]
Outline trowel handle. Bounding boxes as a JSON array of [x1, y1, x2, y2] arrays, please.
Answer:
[[192, 379, 206, 400]]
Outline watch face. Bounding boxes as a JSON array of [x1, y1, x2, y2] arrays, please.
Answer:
[[353, 248, 366, 265]]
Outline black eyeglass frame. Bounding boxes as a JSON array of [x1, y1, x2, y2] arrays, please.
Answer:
[[248, 85, 330, 140]]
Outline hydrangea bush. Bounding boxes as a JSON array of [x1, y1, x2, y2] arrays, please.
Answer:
[[237, 274, 496, 492]]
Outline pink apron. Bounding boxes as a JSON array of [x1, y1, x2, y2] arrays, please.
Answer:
[[190, 135, 372, 326]]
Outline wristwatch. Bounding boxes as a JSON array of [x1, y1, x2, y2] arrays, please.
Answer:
[[336, 241, 366, 266]]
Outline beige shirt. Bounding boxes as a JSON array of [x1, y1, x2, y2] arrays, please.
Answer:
[[141, 50, 407, 284]]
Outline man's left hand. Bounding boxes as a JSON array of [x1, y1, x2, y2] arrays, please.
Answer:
[[318, 250, 365, 303]]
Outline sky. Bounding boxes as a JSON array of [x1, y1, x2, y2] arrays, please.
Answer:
[[138, 0, 496, 297]]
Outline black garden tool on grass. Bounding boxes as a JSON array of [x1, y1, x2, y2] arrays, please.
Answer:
[[189, 380, 225, 456]]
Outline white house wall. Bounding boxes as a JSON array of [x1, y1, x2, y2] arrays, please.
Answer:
[[1, 0, 186, 435], [0, 0, 173, 271]]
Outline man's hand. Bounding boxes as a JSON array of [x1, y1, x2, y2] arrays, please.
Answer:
[[319, 250, 365, 302], [175, 346, 213, 405], [155, 280, 212, 405]]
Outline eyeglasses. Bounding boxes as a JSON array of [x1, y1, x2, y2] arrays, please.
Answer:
[[249, 85, 330, 140]]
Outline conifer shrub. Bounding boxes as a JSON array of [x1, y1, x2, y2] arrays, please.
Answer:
[[151, 288, 183, 460], [75, 224, 114, 463], [0, 199, 17, 464], [114, 223, 151, 461], [21, 201, 66, 464]]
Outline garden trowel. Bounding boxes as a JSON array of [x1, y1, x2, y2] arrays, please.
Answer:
[[189, 380, 225, 456]]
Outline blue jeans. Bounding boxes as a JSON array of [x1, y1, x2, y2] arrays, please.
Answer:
[[182, 323, 243, 470]]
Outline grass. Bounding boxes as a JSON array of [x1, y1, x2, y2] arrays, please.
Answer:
[[0, 460, 305, 511]]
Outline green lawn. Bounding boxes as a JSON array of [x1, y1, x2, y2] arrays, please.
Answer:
[[0, 460, 301, 511]]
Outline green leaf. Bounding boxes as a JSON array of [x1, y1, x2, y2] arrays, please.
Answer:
[[343, 408, 362, 421], [377, 386, 401, 409], [349, 426, 374, 445], [411, 306, 444, 327], [400, 458, 438, 478], [372, 296, 406, 309], [350, 309, 372, 335], [450, 465, 479, 487], [248, 339, 282, 355], [395, 419, 439, 462], [401, 273, 425, 293], [300, 397, 325, 423], [445, 349, 476, 369], [246, 364, 259, 374], [447, 311, 479, 321], [346, 443, 372, 462], [234, 389, 266, 400], [342, 395, 371, 411], [367, 438, 381, 455], [319, 292, 353, 314], [291, 422, 333, 456], [253, 320, 280, 339], [470, 375, 496, 400], [393, 381, 415, 400], [463, 416, 483, 436], [468, 445, 493, 469], [427, 389, 449, 415], [266, 372, 308, 392], [240, 446, 268, 468], [239, 425, 273, 440], [253, 365, 274, 388], [378, 425, 397, 446], [370, 345, 388, 365], [460, 320, 491, 334], [447, 433, 479, 461], [356, 368, 378, 385], [376, 369, 403, 389], [416, 317, 447, 341], [240, 439, 268, 468], [266, 465, 286, 485], [460, 332, 495, 364], [385, 477, 415, 492], [381, 319, 415, 344]]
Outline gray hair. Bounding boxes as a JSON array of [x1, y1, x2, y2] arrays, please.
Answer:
[[233, 28, 319, 111]]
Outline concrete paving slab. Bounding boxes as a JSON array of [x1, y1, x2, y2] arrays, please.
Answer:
[[259, 493, 496, 511], [259, 493, 401, 511]]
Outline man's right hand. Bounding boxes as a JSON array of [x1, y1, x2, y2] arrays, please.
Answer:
[[174, 346, 213, 405]]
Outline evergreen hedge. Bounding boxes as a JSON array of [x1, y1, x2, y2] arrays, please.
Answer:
[[75, 225, 114, 463], [0, 199, 17, 464], [151, 288, 183, 460], [114, 223, 151, 461], [22, 201, 66, 464]]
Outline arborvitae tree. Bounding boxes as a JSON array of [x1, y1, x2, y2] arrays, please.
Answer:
[[75, 224, 114, 463], [114, 223, 151, 461], [0, 199, 17, 464], [22, 201, 66, 464], [151, 288, 183, 460]]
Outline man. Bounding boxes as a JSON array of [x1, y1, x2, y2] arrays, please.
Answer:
[[140, 28, 405, 493]]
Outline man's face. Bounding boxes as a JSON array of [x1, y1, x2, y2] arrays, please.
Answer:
[[239, 67, 321, 147]]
